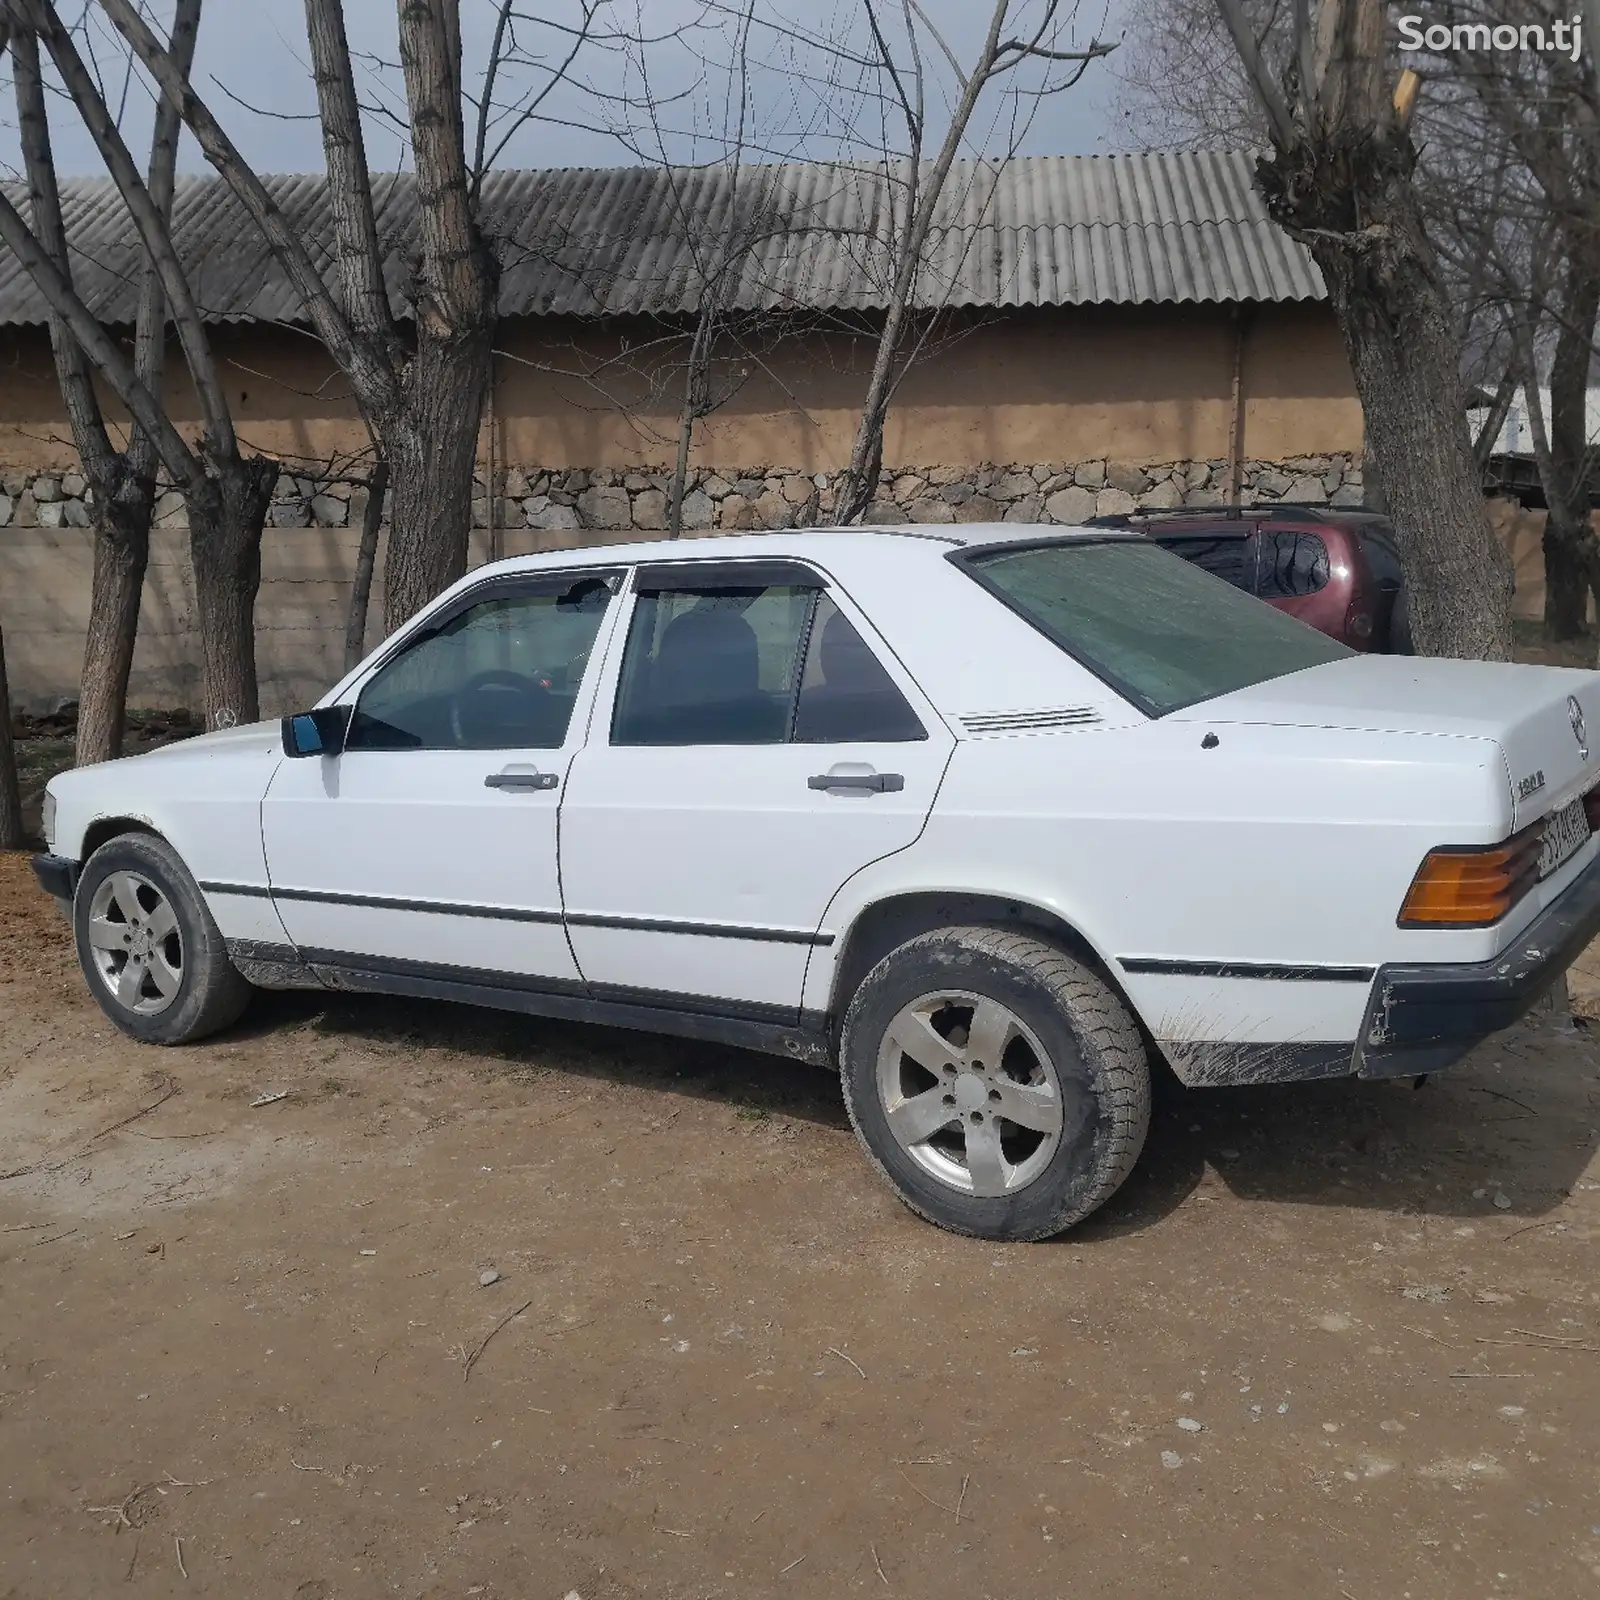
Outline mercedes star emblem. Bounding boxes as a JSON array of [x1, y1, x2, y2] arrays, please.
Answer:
[[1570, 695, 1589, 760]]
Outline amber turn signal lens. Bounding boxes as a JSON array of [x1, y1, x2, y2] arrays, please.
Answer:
[[1398, 825, 1544, 927]]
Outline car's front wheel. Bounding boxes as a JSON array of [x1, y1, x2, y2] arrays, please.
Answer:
[[839, 926, 1151, 1241], [74, 832, 252, 1045]]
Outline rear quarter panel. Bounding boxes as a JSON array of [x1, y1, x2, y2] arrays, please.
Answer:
[[806, 721, 1516, 1054]]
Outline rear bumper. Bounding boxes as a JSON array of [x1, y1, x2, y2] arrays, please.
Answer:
[[31, 853, 78, 903], [1355, 850, 1600, 1078]]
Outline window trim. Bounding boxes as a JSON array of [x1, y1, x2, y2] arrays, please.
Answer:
[[632, 558, 828, 594], [344, 567, 624, 753]]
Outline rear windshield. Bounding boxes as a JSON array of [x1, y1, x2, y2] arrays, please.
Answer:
[[961, 538, 1350, 717]]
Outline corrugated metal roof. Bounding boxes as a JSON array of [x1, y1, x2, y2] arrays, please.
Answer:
[[0, 151, 1323, 328]]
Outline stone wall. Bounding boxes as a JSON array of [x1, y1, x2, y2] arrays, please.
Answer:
[[0, 454, 1365, 539], [0, 452, 1367, 716]]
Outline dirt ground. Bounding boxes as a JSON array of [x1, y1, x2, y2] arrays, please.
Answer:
[[5, 853, 1600, 1600]]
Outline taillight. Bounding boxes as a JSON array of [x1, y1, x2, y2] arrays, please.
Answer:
[[1398, 822, 1544, 927], [1585, 783, 1600, 833]]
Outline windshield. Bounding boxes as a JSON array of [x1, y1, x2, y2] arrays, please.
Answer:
[[961, 538, 1351, 717]]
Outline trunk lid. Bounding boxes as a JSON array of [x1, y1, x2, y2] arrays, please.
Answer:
[[1173, 656, 1600, 828]]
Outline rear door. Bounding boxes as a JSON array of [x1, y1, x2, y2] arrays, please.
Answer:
[[557, 559, 955, 1015]]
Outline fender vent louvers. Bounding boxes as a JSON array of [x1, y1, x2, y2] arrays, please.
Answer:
[[958, 707, 1103, 736]]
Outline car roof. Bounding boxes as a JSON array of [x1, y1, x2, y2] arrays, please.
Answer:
[[469, 522, 1139, 579]]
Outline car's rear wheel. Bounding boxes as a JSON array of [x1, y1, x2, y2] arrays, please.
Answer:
[[74, 833, 252, 1045], [839, 926, 1151, 1241]]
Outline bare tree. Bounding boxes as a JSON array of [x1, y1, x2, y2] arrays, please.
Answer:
[[8, 0, 197, 764], [102, 0, 607, 634], [834, 0, 1115, 524], [1, 0, 278, 730], [1212, 0, 1514, 658], [594, 0, 809, 534], [1111, 0, 1276, 148], [1431, 0, 1600, 640], [0, 624, 21, 848]]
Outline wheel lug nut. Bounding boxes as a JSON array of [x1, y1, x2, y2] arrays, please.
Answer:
[[942, 1094, 955, 1106], [969, 1111, 983, 1124], [988, 1089, 1002, 1103]]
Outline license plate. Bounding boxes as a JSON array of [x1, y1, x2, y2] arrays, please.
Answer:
[[1539, 797, 1590, 879]]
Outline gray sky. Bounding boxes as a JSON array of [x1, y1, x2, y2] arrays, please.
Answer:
[[0, 0, 1130, 179]]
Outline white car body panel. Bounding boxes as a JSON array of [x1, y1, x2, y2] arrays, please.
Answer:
[[259, 747, 580, 983], [48, 720, 293, 946], [800, 720, 1539, 1057], [39, 525, 1600, 1088], [559, 581, 955, 1007]]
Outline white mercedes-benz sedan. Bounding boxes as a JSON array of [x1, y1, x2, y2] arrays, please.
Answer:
[[33, 526, 1600, 1239]]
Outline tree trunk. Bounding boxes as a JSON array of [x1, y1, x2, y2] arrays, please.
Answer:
[[77, 481, 155, 763], [382, 327, 492, 634], [1545, 525, 1591, 637], [0, 624, 23, 849], [383, 0, 497, 634], [344, 457, 388, 672], [1257, 135, 1513, 659], [187, 457, 278, 728], [835, 304, 905, 524], [1543, 262, 1600, 639]]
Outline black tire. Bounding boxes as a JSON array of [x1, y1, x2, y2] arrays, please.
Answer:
[[839, 926, 1151, 1241], [73, 832, 253, 1045]]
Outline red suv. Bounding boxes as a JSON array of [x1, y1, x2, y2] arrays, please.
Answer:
[[1090, 506, 1410, 653]]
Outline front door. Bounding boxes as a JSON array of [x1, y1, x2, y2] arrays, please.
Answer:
[[261, 570, 621, 989], [558, 560, 955, 1015]]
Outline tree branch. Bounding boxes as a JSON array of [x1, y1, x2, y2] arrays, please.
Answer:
[[1212, 0, 1295, 145], [97, 0, 396, 411], [0, 181, 201, 486], [9, 19, 120, 487], [303, 0, 399, 346], [127, 0, 199, 484], [397, 0, 490, 324], [20, 0, 236, 453]]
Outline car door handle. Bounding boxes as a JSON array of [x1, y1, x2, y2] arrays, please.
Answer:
[[808, 772, 904, 793], [484, 771, 558, 792]]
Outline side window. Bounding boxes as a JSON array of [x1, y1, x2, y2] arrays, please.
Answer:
[[1155, 533, 1253, 590], [793, 594, 926, 743], [610, 582, 925, 747], [346, 577, 613, 752], [1254, 530, 1330, 598], [612, 584, 813, 746]]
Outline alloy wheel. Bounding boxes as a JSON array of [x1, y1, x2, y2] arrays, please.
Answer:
[[85, 871, 184, 1016], [875, 990, 1067, 1197]]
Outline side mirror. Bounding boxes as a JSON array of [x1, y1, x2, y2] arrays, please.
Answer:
[[281, 705, 352, 758]]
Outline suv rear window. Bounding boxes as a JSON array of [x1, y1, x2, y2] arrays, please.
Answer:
[[1153, 533, 1252, 588], [1254, 529, 1330, 598], [1153, 526, 1330, 599], [960, 538, 1349, 717]]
